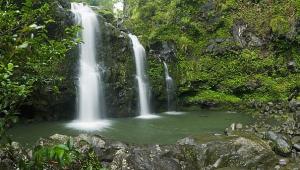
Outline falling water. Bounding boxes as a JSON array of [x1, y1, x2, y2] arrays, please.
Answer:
[[163, 62, 176, 111], [67, 3, 109, 130], [129, 34, 158, 118]]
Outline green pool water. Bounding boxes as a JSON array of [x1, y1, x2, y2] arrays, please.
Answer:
[[7, 110, 253, 145]]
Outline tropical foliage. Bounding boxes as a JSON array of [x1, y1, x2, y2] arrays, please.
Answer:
[[0, 0, 78, 140], [124, 0, 300, 106]]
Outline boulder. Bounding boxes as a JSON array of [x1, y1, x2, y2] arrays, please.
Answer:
[[232, 20, 264, 48], [266, 131, 292, 156], [109, 136, 277, 169], [293, 143, 300, 151]]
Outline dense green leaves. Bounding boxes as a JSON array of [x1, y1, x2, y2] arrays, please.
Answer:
[[18, 138, 104, 169], [0, 0, 78, 140]]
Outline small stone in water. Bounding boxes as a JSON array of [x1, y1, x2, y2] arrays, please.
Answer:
[[236, 123, 243, 130], [279, 159, 287, 166], [274, 165, 280, 170], [230, 123, 235, 131]]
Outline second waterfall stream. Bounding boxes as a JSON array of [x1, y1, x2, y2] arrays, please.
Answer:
[[129, 34, 158, 118], [163, 62, 176, 111]]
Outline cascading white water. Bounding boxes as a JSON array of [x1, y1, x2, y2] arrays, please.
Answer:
[[67, 3, 109, 130], [129, 34, 158, 118], [163, 62, 175, 111]]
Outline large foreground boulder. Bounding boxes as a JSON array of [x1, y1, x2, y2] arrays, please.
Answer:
[[110, 136, 277, 169]]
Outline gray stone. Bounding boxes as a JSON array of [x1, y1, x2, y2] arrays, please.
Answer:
[[293, 143, 300, 151], [248, 33, 263, 47], [292, 136, 300, 144], [49, 134, 70, 143], [177, 137, 197, 145], [236, 123, 243, 130], [110, 136, 277, 169], [265, 131, 292, 156], [287, 61, 298, 72]]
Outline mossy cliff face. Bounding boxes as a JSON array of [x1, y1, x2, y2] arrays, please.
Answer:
[[96, 16, 137, 117], [124, 0, 300, 108]]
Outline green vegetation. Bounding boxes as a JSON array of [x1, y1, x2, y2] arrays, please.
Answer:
[[124, 0, 300, 106], [72, 0, 115, 8], [19, 139, 104, 169], [0, 0, 78, 140]]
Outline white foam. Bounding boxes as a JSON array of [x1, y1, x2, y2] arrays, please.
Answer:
[[136, 114, 160, 119], [66, 120, 111, 131], [164, 111, 185, 115]]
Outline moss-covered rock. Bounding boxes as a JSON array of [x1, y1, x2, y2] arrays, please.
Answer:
[[123, 0, 300, 109], [96, 15, 137, 117]]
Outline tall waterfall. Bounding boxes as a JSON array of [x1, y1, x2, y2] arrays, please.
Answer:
[[129, 34, 158, 118], [163, 62, 175, 111], [67, 3, 109, 130]]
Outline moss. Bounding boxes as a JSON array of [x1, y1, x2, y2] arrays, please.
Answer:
[[270, 16, 291, 35], [187, 90, 242, 104], [125, 0, 300, 108], [97, 9, 115, 23], [148, 57, 165, 101]]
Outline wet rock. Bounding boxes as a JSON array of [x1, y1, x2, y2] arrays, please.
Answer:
[[236, 123, 243, 130], [49, 134, 70, 143], [5, 133, 280, 169], [293, 144, 300, 151], [97, 17, 137, 117], [295, 111, 300, 123], [109, 136, 277, 169], [111, 145, 181, 170], [292, 136, 300, 144], [266, 131, 292, 156], [225, 123, 235, 136], [76, 134, 106, 148], [149, 41, 176, 61], [232, 20, 264, 48], [289, 99, 300, 112], [248, 34, 263, 47], [0, 158, 14, 170], [177, 137, 197, 145], [287, 61, 298, 72]]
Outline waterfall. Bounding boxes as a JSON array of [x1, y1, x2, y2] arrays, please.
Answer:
[[163, 62, 175, 111], [67, 3, 109, 130], [128, 34, 158, 118]]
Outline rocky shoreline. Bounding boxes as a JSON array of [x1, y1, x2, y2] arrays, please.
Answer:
[[1, 103, 300, 170], [2, 99, 300, 169]]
